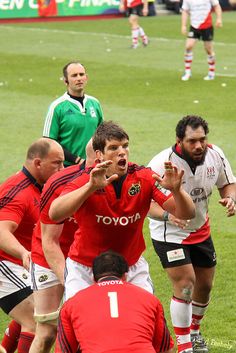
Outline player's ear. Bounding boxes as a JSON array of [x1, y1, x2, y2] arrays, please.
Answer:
[[33, 158, 42, 169], [95, 150, 102, 162], [176, 137, 181, 145]]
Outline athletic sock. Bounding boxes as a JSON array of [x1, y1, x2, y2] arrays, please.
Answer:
[[17, 332, 35, 353], [191, 300, 209, 334], [170, 296, 193, 353], [184, 51, 193, 75], [207, 54, 215, 77], [1, 320, 21, 353], [138, 26, 147, 43], [131, 28, 139, 46]]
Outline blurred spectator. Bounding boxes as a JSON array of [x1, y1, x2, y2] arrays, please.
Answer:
[[148, 0, 157, 15], [165, 0, 182, 14]]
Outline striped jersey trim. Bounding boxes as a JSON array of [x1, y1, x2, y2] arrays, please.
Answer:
[[0, 178, 31, 210]]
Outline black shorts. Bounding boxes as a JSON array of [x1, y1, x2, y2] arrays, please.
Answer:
[[152, 237, 217, 268], [127, 4, 143, 16], [0, 286, 33, 314], [188, 26, 214, 41]]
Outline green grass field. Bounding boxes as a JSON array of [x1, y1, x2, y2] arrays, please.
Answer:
[[0, 11, 236, 352]]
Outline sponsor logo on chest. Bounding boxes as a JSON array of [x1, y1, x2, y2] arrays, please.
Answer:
[[95, 213, 141, 226]]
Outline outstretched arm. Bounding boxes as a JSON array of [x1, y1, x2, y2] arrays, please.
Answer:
[[153, 161, 195, 220], [148, 201, 190, 229], [49, 161, 118, 222]]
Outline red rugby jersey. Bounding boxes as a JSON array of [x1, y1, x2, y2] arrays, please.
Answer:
[[31, 164, 82, 268], [0, 167, 41, 265], [56, 278, 174, 353], [62, 163, 171, 267]]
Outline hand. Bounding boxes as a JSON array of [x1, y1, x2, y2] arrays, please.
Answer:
[[119, 3, 125, 12], [215, 19, 222, 28], [181, 25, 187, 35], [168, 214, 190, 229], [152, 161, 184, 193], [219, 197, 236, 217], [22, 250, 31, 271], [89, 161, 118, 190], [142, 6, 148, 16]]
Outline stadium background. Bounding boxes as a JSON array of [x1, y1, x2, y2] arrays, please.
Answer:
[[0, 10, 235, 352]]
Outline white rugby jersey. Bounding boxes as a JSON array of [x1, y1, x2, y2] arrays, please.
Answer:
[[182, 0, 219, 29], [148, 144, 235, 244]]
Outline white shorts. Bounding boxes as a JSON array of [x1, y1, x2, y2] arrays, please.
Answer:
[[31, 262, 60, 291], [65, 256, 154, 300], [0, 261, 31, 299]]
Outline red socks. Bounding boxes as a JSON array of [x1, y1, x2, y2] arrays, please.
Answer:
[[17, 332, 35, 353], [1, 320, 21, 353]]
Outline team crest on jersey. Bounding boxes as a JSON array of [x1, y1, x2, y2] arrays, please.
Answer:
[[128, 182, 141, 196], [207, 166, 215, 179], [90, 107, 97, 118], [22, 273, 28, 280], [38, 274, 48, 283]]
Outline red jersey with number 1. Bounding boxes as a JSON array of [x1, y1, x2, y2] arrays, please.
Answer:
[[56, 278, 174, 353], [62, 163, 172, 267]]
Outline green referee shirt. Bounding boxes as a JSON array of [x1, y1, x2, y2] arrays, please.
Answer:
[[43, 92, 103, 166]]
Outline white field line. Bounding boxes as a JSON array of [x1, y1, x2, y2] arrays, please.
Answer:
[[1, 25, 236, 48]]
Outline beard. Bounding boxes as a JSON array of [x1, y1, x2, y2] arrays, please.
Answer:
[[181, 146, 207, 166]]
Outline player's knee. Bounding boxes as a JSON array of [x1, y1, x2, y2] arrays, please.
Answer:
[[34, 309, 60, 326], [181, 286, 193, 303]]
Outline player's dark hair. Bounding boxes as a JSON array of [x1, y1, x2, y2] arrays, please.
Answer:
[[62, 61, 85, 80], [92, 121, 129, 152], [176, 115, 209, 140], [26, 138, 53, 160], [92, 250, 128, 282]]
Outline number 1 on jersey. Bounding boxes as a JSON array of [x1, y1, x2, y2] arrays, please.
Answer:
[[108, 292, 119, 318]]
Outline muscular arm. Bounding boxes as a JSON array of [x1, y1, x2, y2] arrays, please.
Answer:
[[152, 162, 195, 220], [218, 183, 236, 217], [41, 222, 65, 284], [49, 161, 118, 222], [148, 201, 190, 228], [0, 220, 30, 270], [162, 188, 195, 220]]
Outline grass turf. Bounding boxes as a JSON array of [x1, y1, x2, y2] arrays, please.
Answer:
[[0, 12, 236, 352]]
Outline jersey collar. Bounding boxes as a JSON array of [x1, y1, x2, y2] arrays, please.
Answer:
[[22, 166, 43, 192]]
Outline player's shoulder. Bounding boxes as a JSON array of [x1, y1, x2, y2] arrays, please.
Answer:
[[147, 147, 172, 168], [48, 92, 69, 110], [0, 170, 30, 194], [84, 94, 101, 104], [43, 165, 81, 190], [125, 281, 160, 303], [207, 144, 226, 159]]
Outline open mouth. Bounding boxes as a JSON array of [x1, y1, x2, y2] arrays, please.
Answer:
[[118, 159, 126, 167]]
